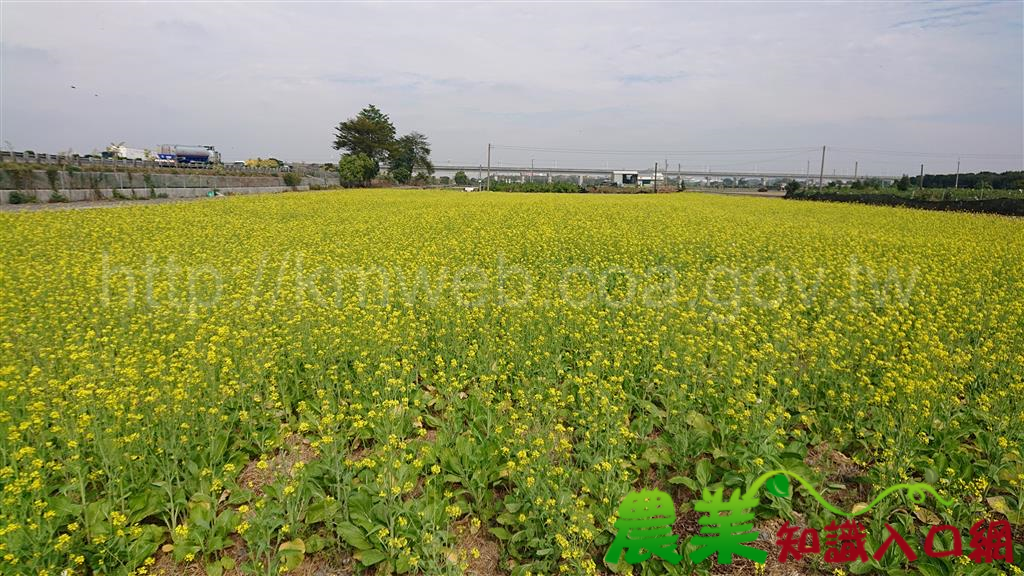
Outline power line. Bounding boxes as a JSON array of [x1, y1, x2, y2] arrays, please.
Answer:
[[491, 144, 820, 156], [490, 143, 1019, 162], [829, 146, 1021, 160], [707, 150, 815, 169]]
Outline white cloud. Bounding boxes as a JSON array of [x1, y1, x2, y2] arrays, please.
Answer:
[[1, 1, 1020, 175]]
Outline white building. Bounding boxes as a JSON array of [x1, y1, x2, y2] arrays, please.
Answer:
[[611, 171, 639, 186], [638, 172, 665, 187]]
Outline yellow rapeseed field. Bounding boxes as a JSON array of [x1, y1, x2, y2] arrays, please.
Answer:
[[0, 190, 1021, 576]]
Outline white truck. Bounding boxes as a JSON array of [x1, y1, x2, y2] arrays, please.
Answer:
[[105, 145, 152, 161]]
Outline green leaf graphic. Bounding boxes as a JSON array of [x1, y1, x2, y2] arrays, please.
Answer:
[[766, 474, 790, 498]]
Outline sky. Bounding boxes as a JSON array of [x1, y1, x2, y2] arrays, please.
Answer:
[[2, 1, 1022, 177]]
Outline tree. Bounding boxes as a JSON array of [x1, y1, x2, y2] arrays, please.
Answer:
[[784, 180, 801, 195], [896, 174, 910, 192], [454, 171, 469, 185], [333, 105, 396, 177], [389, 131, 434, 181], [338, 153, 377, 187], [390, 167, 412, 185], [282, 172, 302, 190]]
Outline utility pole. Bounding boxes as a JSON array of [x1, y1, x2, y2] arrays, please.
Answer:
[[917, 163, 924, 197], [486, 143, 491, 190], [954, 158, 960, 189], [654, 162, 658, 193], [677, 162, 681, 190], [818, 145, 826, 191], [854, 161, 858, 181]]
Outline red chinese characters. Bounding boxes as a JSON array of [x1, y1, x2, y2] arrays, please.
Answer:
[[773, 519, 1014, 565]]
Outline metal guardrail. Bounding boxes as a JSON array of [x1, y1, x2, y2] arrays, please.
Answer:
[[0, 150, 333, 179]]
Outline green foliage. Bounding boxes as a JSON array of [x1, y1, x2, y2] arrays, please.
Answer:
[[389, 131, 434, 180], [48, 191, 68, 203], [334, 106, 435, 186], [917, 170, 1022, 190], [143, 173, 157, 198], [2, 163, 35, 191], [390, 167, 412, 184], [490, 181, 584, 193], [896, 174, 911, 192], [45, 167, 60, 192], [332, 105, 396, 169], [784, 180, 801, 195], [87, 174, 103, 200], [338, 153, 377, 187], [8, 190, 38, 204], [454, 171, 469, 186], [282, 172, 302, 190]]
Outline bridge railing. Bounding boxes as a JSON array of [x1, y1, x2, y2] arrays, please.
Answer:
[[0, 150, 333, 178]]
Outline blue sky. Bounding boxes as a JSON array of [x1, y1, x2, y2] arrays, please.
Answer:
[[2, 1, 1021, 176]]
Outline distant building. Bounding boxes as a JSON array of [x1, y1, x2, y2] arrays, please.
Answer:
[[638, 172, 665, 187], [611, 171, 639, 186]]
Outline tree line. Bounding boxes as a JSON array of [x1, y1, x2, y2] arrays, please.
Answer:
[[907, 171, 1023, 190]]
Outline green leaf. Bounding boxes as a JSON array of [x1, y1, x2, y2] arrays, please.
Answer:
[[695, 460, 712, 487], [914, 507, 941, 525], [766, 474, 790, 498], [489, 527, 512, 541], [47, 495, 82, 517], [685, 412, 714, 435], [306, 499, 340, 525], [279, 539, 305, 571], [205, 562, 223, 576], [985, 496, 1010, 516], [173, 543, 201, 563], [848, 560, 873, 574], [668, 476, 699, 491], [355, 548, 387, 566], [643, 445, 667, 466], [305, 533, 329, 554], [336, 521, 372, 550]]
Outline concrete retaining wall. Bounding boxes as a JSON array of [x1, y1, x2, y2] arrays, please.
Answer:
[[0, 168, 335, 204], [0, 186, 317, 204]]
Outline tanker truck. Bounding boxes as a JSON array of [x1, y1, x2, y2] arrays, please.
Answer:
[[157, 145, 222, 165]]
